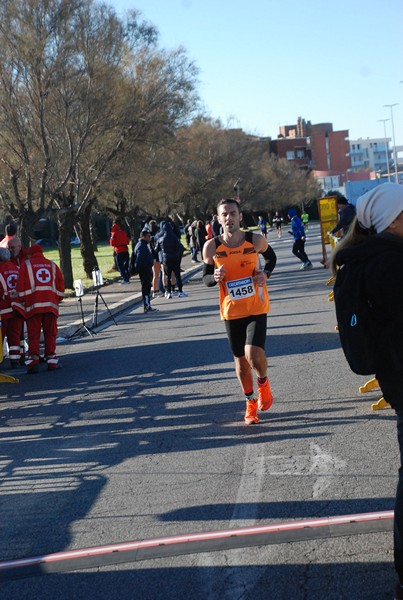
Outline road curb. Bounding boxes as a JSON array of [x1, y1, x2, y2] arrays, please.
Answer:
[[58, 264, 202, 339]]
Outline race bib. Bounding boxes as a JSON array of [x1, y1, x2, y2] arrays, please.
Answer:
[[226, 276, 255, 300]]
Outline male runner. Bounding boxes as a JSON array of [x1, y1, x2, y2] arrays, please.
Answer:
[[203, 198, 277, 424]]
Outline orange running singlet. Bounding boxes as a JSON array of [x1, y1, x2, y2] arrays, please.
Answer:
[[213, 234, 270, 320]]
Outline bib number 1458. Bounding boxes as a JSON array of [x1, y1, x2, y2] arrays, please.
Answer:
[[226, 276, 255, 300]]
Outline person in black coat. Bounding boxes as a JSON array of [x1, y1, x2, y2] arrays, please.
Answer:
[[331, 183, 403, 599], [132, 230, 158, 313], [195, 220, 207, 256], [329, 195, 356, 238], [154, 222, 187, 299]]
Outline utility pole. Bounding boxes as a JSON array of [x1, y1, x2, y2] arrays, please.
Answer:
[[233, 178, 242, 201], [384, 104, 399, 183], [378, 118, 391, 182]]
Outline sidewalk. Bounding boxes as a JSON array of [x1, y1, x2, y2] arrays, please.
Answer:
[[57, 252, 202, 339]]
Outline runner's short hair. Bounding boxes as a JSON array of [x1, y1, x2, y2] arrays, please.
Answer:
[[217, 198, 241, 213]]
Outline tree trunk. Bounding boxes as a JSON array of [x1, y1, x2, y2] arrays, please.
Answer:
[[78, 203, 98, 278], [90, 214, 98, 252], [58, 209, 75, 290], [19, 208, 44, 248]]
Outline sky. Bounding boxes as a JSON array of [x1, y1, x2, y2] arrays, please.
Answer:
[[110, 0, 403, 146]]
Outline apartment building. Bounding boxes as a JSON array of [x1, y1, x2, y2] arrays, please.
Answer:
[[270, 117, 351, 174], [349, 137, 392, 174]]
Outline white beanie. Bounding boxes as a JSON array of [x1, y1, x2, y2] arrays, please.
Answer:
[[356, 183, 403, 233]]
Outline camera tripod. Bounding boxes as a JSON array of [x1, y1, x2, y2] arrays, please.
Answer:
[[92, 286, 117, 329], [69, 296, 96, 339]]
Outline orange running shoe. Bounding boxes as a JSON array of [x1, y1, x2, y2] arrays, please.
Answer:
[[258, 379, 273, 411], [244, 399, 260, 424]]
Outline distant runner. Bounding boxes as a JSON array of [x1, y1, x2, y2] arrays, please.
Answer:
[[301, 210, 309, 232]]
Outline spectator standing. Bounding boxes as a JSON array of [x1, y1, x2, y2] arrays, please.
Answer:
[[211, 215, 221, 237], [148, 220, 163, 298], [205, 220, 214, 240], [155, 222, 187, 299], [288, 209, 312, 269], [329, 195, 356, 239], [0, 247, 25, 367], [8, 237, 27, 267], [189, 221, 199, 263], [330, 183, 403, 600], [195, 220, 207, 257], [110, 220, 130, 284], [184, 219, 192, 247], [132, 230, 158, 313], [7, 236, 27, 360], [12, 244, 64, 374]]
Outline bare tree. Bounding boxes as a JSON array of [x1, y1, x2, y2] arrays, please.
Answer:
[[0, 0, 199, 287]]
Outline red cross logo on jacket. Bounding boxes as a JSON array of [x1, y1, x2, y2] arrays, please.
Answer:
[[36, 268, 51, 284], [6, 273, 18, 289]]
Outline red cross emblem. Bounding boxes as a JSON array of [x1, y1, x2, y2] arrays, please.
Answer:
[[6, 274, 17, 289], [36, 268, 51, 284]]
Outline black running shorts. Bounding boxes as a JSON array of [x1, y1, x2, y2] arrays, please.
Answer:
[[224, 314, 267, 358]]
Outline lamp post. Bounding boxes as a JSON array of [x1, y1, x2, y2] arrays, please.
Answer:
[[378, 118, 391, 182], [384, 104, 399, 183], [233, 178, 242, 201]]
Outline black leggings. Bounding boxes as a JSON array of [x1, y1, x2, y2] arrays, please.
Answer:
[[138, 268, 152, 307], [165, 259, 183, 293], [224, 314, 267, 357], [377, 375, 403, 581], [292, 239, 309, 263]]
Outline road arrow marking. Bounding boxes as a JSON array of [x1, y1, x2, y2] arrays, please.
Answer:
[[264, 443, 346, 498]]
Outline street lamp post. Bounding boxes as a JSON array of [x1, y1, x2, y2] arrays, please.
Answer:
[[384, 104, 399, 183], [233, 178, 242, 201], [378, 118, 391, 182]]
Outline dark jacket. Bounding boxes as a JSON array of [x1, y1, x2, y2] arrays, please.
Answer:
[[195, 224, 207, 251], [335, 232, 403, 388], [211, 219, 221, 237], [132, 238, 154, 274], [155, 222, 184, 263], [330, 204, 356, 236]]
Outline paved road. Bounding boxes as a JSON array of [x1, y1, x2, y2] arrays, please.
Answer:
[[0, 223, 399, 599]]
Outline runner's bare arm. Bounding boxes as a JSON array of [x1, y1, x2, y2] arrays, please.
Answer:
[[203, 238, 218, 286], [203, 238, 216, 264], [252, 232, 277, 281], [203, 237, 226, 285]]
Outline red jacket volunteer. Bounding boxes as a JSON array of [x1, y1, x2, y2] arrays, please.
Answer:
[[0, 252, 24, 367], [13, 244, 64, 373], [110, 222, 131, 283]]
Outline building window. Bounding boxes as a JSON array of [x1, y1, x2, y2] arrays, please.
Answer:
[[286, 150, 295, 160], [296, 150, 305, 159]]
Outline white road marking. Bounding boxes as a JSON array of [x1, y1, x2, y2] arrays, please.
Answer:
[[264, 443, 346, 498], [309, 442, 346, 498], [198, 442, 346, 598], [197, 445, 268, 599]]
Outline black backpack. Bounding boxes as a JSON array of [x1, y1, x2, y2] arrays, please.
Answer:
[[333, 261, 380, 375]]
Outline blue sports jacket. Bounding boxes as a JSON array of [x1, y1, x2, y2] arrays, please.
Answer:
[[290, 216, 306, 241]]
